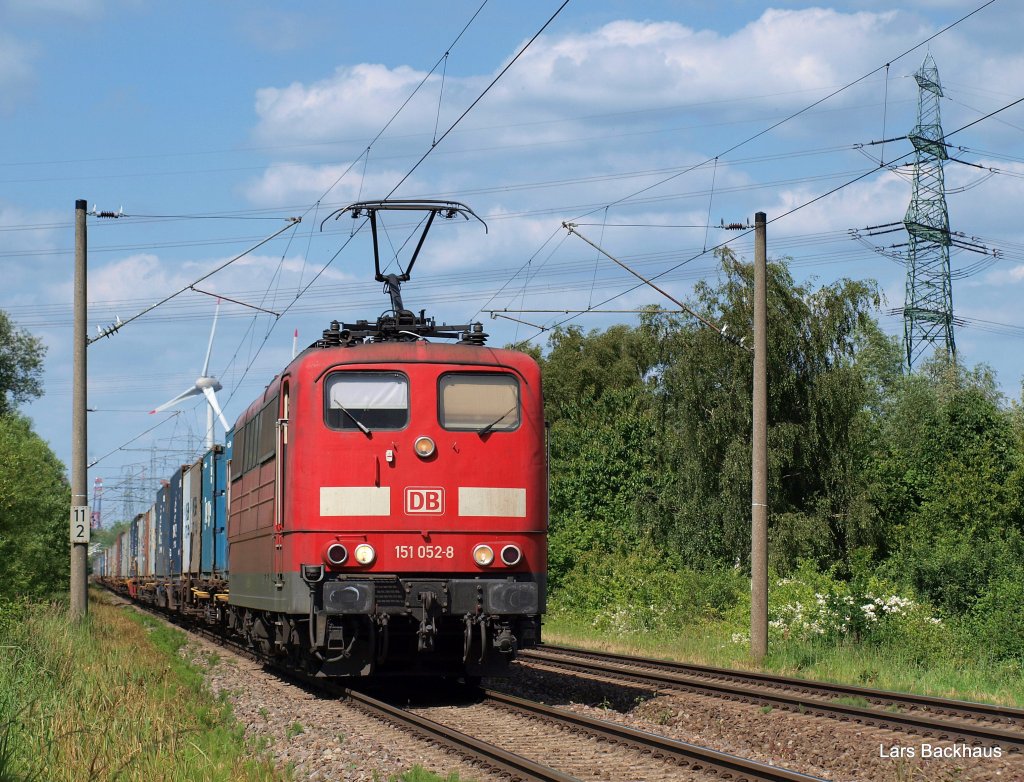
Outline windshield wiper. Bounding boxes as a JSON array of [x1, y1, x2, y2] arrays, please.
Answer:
[[335, 404, 372, 435], [478, 405, 517, 436]]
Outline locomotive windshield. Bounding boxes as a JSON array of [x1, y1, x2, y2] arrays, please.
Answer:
[[325, 372, 409, 431], [439, 373, 520, 432]]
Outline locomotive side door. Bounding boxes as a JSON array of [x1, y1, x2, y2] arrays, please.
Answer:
[[273, 379, 290, 588]]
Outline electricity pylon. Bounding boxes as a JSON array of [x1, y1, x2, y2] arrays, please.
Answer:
[[903, 53, 955, 369]]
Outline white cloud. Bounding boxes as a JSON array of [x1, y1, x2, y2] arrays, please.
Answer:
[[242, 162, 415, 206], [87, 252, 181, 304], [772, 167, 909, 236], [254, 63, 448, 145], [251, 9, 915, 149]]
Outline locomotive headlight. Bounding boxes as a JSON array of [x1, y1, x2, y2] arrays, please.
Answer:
[[353, 543, 376, 566], [324, 543, 348, 566], [414, 436, 435, 458], [472, 544, 494, 567], [500, 544, 522, 566]]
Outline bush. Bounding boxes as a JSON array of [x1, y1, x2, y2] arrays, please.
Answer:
[[966, 573, 1024, 662], [550, 546, 746, 634], [724, 561, 950, 661]]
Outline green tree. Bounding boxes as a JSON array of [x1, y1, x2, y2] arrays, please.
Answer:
[[0, 414, 70, 601], [0, 310, 64, 602], [538, 253, 889, 582], [655, 249, 885, 571], [540, 322, 664, 585], [876, 357, 1024, 615], [0, 311, 45, 416]]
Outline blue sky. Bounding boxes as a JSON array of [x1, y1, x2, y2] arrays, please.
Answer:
[[2, 0, 1022, 523]]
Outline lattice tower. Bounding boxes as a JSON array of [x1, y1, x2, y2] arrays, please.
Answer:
[[90, 477, 104, 530], [903, 53, 955, 369]]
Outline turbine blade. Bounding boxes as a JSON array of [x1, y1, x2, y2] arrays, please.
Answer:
[[201, 298, 221, 377], [150, 385, 202, 414], [202, 385, 230, 432]]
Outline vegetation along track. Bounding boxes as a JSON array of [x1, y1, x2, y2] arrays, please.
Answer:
[[521, 645, 1024, 751], [109, 589, 822, 782]]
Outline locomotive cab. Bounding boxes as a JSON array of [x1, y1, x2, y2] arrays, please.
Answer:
[[227, 339, 546, 677]]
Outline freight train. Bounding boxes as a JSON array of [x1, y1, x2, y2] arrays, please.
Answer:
[[95, 200, 546, 679]]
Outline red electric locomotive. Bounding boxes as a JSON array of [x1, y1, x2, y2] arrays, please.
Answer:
[[224, 201, 546, 678]]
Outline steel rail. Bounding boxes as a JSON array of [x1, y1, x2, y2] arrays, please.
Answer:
[[521, 647, 1024, 750], [483, 689, 829, 782], [335, 686, 583, 782], [529, 645, 1024, 724]]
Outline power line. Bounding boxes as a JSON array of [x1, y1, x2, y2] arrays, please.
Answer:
[[304, 0, 492, 214], [385, 0, 571, 199], [86, 219, 301, 344], [508, 88, 1021, 348], [460, 1, 1000, 345]]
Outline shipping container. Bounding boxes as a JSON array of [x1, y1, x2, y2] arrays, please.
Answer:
[[182, 464, 193, 575], [129, 515, 140, 577], [201, 441, 228, 577], [134, 513, 144, 573], [146, 504, 156, 577], [141, 507, 151, 577], [155, 483, 169, 578], [169, 467, 183, 577], [188, 458, 201, 573], [185, 459, 202, 576], [119, 529, 130, 578]]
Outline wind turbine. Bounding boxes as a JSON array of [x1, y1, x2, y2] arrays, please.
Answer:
[[150, 300, 230, 450]]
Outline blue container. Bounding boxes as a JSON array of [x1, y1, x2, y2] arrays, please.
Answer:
[[201, 448, 216, 577], [154, 483, 169, 577], [199, 435, 232, 579], [168, 468, 183, 577], [219, 430, 232, 575], [200, 444, 229, 577]]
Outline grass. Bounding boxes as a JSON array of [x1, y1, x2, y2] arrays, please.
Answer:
[[389, 768, 468, 782], [0, 592, 476, 782], [0, 589, 287, 782], [542, 610, 1024, 707], [833, 695, 871, 709]]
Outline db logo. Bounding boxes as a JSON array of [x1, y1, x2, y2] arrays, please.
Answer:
[[405, 487, 444, 514]]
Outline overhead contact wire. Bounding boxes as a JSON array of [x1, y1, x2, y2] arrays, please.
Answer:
[[385, 0, 573, 198]]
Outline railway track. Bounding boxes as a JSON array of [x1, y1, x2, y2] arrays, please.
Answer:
[[105, 588, 826, 782], [346, 685, 829, 782], [520, 644, 1024, 751]]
